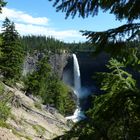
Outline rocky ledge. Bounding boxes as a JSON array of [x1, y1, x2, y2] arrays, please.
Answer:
[[0, 83, 70, 140]]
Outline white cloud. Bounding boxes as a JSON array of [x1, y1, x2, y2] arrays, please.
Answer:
[[15, 23, 85, 42], [0, 8, 85, 42], [0, 7, 49, 25]]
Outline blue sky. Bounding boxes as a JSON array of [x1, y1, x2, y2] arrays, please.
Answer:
[[0, 0, 127, 42]]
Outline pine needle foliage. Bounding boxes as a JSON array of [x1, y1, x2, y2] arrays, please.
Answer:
[[0, 18, 24, 82], [49, 1, 140, 139], [50, 0, 140, 52], [81, 23, 140, 46], [97, 58, 136, 94], [50, 0, 140, 21], [24, 55, 75, 115], [55, 58, 140, 140]]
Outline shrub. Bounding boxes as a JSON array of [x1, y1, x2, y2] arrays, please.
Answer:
[[0, 81, 4, 94], [0, 101, 11, 122], [0, 82, 11, 125]]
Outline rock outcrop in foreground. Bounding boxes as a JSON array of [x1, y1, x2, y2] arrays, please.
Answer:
[[0, 84, 69, 140]]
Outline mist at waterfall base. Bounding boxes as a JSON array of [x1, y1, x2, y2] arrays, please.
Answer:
[[65, 54, 94, 122]]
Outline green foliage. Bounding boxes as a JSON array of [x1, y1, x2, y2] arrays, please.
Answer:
[[63, 91, 140, 140], [119, 43, 140, 70], [48, 79, 75, 115], [24, 55, 75, 115], [96, 58, 136, 94], [0, 81, 4, 94], [24, 55, 51, 96], [85, 91, 140, 140], [0, 18, 25, 82], [65, 42, 95, 53], [21, 35, 66, 53], [50, 0, 140, 56], [3, 78, 16, 87], [34, 101, 42, 110], [50, 1, 140, 139], [32, 124, 46, 136], [0, 101, 11, 122], [11, 127, 33, 140], [0, 82, 11, 125], [56, 58, 140, 140], [81, 23, 140, 48], [21, 35, 94, 53], [50, 0, 140, 21], [0, 37, 3, 58]]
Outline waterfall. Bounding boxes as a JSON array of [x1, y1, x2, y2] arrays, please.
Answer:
[[73, 54, 81, 97], [66, 54, 86, 122]]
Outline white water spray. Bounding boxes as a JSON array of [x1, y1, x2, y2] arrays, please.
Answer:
[[66, 54, 86, 122], [73, 53, 81, 97]]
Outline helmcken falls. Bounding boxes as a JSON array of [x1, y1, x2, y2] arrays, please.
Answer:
[[73, 53, 81, 97], [66, 54, 86, 122]]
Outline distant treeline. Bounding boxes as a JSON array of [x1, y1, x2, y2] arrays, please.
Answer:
[[21, 35, 95, 53]]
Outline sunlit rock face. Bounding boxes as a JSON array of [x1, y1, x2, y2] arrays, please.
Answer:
[[49, 53, 70, 78]]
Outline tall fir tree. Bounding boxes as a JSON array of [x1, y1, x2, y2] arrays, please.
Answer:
[[0, 18, 24, 81], [0, 0, 6, 59]]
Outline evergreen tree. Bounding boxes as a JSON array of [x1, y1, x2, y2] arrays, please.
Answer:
[[21, 35, 67, 54], [0, 37, 3, 58], [24, 55, 75, 115], [24, 55, 51, 96], [0, 18, 24, 81], [0, 0, 6, 59], [54, 58, 140, 140]]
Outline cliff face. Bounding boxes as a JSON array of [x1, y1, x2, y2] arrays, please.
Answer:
[[77, 52, 110, 87], [22, 51, 110, 92], [23, 52, 70, 79], [49, 53, 70, 78], [0, 84, 69, 140], [22, 52, 42, 76]]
